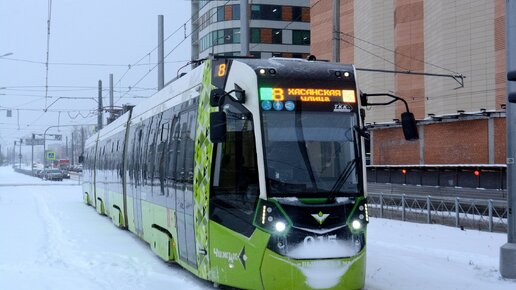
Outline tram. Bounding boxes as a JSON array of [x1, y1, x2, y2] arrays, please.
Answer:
[[81, 56, 417, 289]]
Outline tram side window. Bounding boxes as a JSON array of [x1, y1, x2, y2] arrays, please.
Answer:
[[183, 110, 197, 184], [210, 101, 259, 237], [167, 115, 181, 181], [156, 120, 170, 195]]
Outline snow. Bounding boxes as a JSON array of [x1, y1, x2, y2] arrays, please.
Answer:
[[0, 166, 515, 290]]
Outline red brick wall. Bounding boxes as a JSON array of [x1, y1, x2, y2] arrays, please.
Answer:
[[310, 0, 332, 60], [372, 128, 420, 165], [494, 117, 506, 164], [339, 0, 354, 63], [394, 0, 425, 119], [424, 120, 488, 164]]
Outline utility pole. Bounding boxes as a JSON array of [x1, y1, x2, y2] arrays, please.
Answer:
[[332, 0, 340, 63], [12, 141, 16, 166], [158, 15, 165, 90], [18, 138, 22, 169], [98, 80, 103, 131], [71, 131, 75, 166], [240, 0, 249, 56], [500, 0, 516, 279], [81, 127, 85, 155], [31, 134, 35, 174], [66, 136, 69, 159], [110, 74, 114, 111]]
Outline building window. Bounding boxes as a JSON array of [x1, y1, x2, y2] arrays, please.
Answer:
[[232, 4, 240, 20], [268, 5, 282, 20], [292, 30, 310, 45], [251, 4, 261, 19], [217, 6, 224, 22], [272, 29, 282, 44], [251, 28, 261, 43], [292, 6, 302, 21], [233, 28, 240, 43], [224, 29, 233, 44], [251, 4, 283, 20], [200, 28, 241, 52]]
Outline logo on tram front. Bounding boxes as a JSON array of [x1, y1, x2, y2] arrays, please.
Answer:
[[311, 211, 330, 225]]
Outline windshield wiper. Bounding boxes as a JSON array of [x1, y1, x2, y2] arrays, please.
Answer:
[[294, 111, 318, 192], [329, 158, 357, 193]]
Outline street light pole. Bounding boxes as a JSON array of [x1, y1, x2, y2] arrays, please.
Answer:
[[43, 124, 95, 169], [18, 138, 22, 169], [500, 0, 516, 279]]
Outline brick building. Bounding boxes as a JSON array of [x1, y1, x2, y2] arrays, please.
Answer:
[[311, 0, 507, 166], [191, 0, 311, 59]]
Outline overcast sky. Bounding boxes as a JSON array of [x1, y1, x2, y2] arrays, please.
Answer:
[[0, 0, 191, 156]]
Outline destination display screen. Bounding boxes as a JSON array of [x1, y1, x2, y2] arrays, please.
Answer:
[[259, 86, 357, 113]]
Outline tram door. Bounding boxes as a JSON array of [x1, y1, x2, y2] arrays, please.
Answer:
[[133, 127, 144, 236], [175, 110, 197, 267]]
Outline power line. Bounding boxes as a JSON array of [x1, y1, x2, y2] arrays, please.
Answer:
[[339, 36, 410, 71], [340, 32, 461, 75], [0, 57, 190, 67], [111, 12, 200, 95], [115, 0, 232, 104]]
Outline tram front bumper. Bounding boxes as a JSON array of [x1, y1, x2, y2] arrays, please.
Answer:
[[260, 248, 366, 290]]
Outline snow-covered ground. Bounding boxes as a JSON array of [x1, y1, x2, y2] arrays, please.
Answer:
[[0, 166, 514, 290]]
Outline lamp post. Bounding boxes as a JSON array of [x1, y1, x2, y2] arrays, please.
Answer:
[[500, 0, 516, 279], [42, 124, 95, 169], [18, 138, 22, 169]]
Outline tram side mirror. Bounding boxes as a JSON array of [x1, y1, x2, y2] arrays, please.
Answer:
[[508, 71, 516, 103], [210, 89, 226, 107], [78, 155, 84, 164], [509, 92, 516, 103], [231, 84, 246, 103], [401, 112, 419, 141], [210, 112, 227, 143]]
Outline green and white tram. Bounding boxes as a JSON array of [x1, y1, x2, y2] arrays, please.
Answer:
[[82, 56, 416, 290]]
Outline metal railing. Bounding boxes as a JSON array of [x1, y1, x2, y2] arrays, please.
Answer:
[[367, 192, 508, 232]]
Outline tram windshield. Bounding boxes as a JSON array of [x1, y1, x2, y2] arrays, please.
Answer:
[[262, 110, 360, 197]]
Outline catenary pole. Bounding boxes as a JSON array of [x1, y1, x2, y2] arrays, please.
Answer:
[[240, 0, 249, 56], [98, 80, 103, 131], [158, 15, 164, 90], [500, 0, 516, 279], [18, 138, 22, 169]]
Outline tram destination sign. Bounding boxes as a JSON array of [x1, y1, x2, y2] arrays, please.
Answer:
[[259, 87, 356, 103]]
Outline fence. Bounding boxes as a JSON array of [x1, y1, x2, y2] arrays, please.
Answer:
[[367, 192, 508, 233]]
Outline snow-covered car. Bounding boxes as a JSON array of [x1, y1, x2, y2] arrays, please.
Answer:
[[43, 169, 63, 181]]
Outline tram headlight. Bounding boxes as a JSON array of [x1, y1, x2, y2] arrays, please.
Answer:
[[347, 198, 369, 233], [275, 221, 286, 232], [351, 220, 362, 230], [254, 199, 291, 236]]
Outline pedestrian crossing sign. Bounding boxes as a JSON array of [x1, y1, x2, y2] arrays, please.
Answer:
[[47, 151, 56, 161]]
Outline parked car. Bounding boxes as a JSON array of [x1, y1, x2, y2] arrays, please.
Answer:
[[34, 169, 44, 178], [43, 169, 63, 181], [61, 170, 71, 179]]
